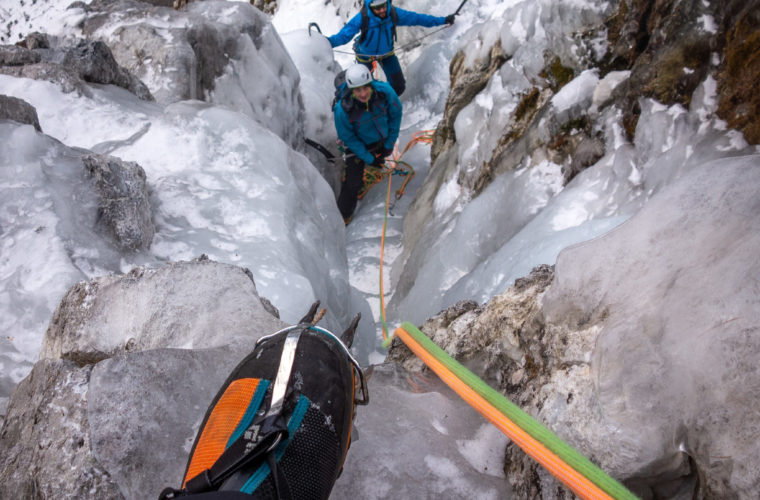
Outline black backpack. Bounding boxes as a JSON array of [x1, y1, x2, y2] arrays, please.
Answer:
[[332, 69, 348, 110], [159, 304, 367, 500], [358, 1, 399, 44]]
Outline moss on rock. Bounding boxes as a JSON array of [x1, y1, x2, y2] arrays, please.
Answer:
[[646, 37, 711, 107], [540, 56, 575, 92], [716, 5, 760, 144]]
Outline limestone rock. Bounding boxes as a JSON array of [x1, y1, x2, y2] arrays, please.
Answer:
[[88, 346, 243, 498], [387, 299, 480, 373], [82, 154, 154, 251], [40, 258, 285, 365], [169, 0, 279, 12], [388, 264, 555, 396], [0, 360, 121, 499], [16, 32, 50, 50], [62, 40, 153, 101], [0, 94, 41, 131], [250, 0, 278, 16], [2, 257, 287, 498], [0, 344, 259, 499], [0, 44, 41, 65], [0, 34, 153, 101]]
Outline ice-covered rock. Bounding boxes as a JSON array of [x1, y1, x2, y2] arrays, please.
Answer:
[[390, 156, 760, 498], [62, 39, 154, 100], [390, 65, 758, 330], [539, 154, 760, 498], [0, 121, 121, 396], [278, 28, 343, 195], [390, 0, 619, 326], [40, 258, 284, 364], [79, 0, 305, 148], [0, 71, 350, 394], [551, 68, 598, 123]]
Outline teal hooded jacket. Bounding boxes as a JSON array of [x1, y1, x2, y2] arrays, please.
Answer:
[[333, 80, 402, 165]]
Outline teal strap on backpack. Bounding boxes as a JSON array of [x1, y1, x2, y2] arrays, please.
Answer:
[[239, 396, 311, 494]]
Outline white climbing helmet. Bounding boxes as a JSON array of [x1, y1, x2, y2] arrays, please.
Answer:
[[345, 64, 372, 88], [369, 0, 386, 7]]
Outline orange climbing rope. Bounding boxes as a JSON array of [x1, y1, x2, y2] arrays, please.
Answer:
[[398, 129, 434, 157], [378, 130, 435, 344], [379, 171, 394, 340]]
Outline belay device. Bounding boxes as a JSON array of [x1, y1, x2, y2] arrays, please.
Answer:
[[160, 303, 367, 500]]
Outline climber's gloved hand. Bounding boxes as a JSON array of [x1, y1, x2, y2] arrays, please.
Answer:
[[371, 155, 385, 168], [382, 147, 393, 158], [445, 14, 456, 25]]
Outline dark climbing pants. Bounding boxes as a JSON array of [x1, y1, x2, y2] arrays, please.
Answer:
[[337, 142, 383, 219], [358, 54, 405, 96], [337, 154, 365, 219]]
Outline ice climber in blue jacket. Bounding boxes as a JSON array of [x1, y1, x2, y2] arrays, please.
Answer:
[[333, 64, 402, 223], [327, 0, 455, 96]]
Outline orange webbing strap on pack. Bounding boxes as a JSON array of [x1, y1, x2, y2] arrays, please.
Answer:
[[184, 378, 263, 486], [393, 323, 639, 500]]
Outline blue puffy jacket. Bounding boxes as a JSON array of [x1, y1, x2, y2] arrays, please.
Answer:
[[328, 0, 447, 57], [333, 80, 402, 165]]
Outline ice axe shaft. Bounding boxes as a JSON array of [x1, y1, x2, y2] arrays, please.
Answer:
[[454, 0, 468, 15]]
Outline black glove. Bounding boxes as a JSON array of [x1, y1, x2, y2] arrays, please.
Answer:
[[382, 147, 393, 157], [371, 155, 385, 167], [445, 14, 455, 25]]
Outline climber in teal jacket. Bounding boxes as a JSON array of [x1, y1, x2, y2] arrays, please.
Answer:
[[327, 0, 455, 96], [333, 64, 402, 221]]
